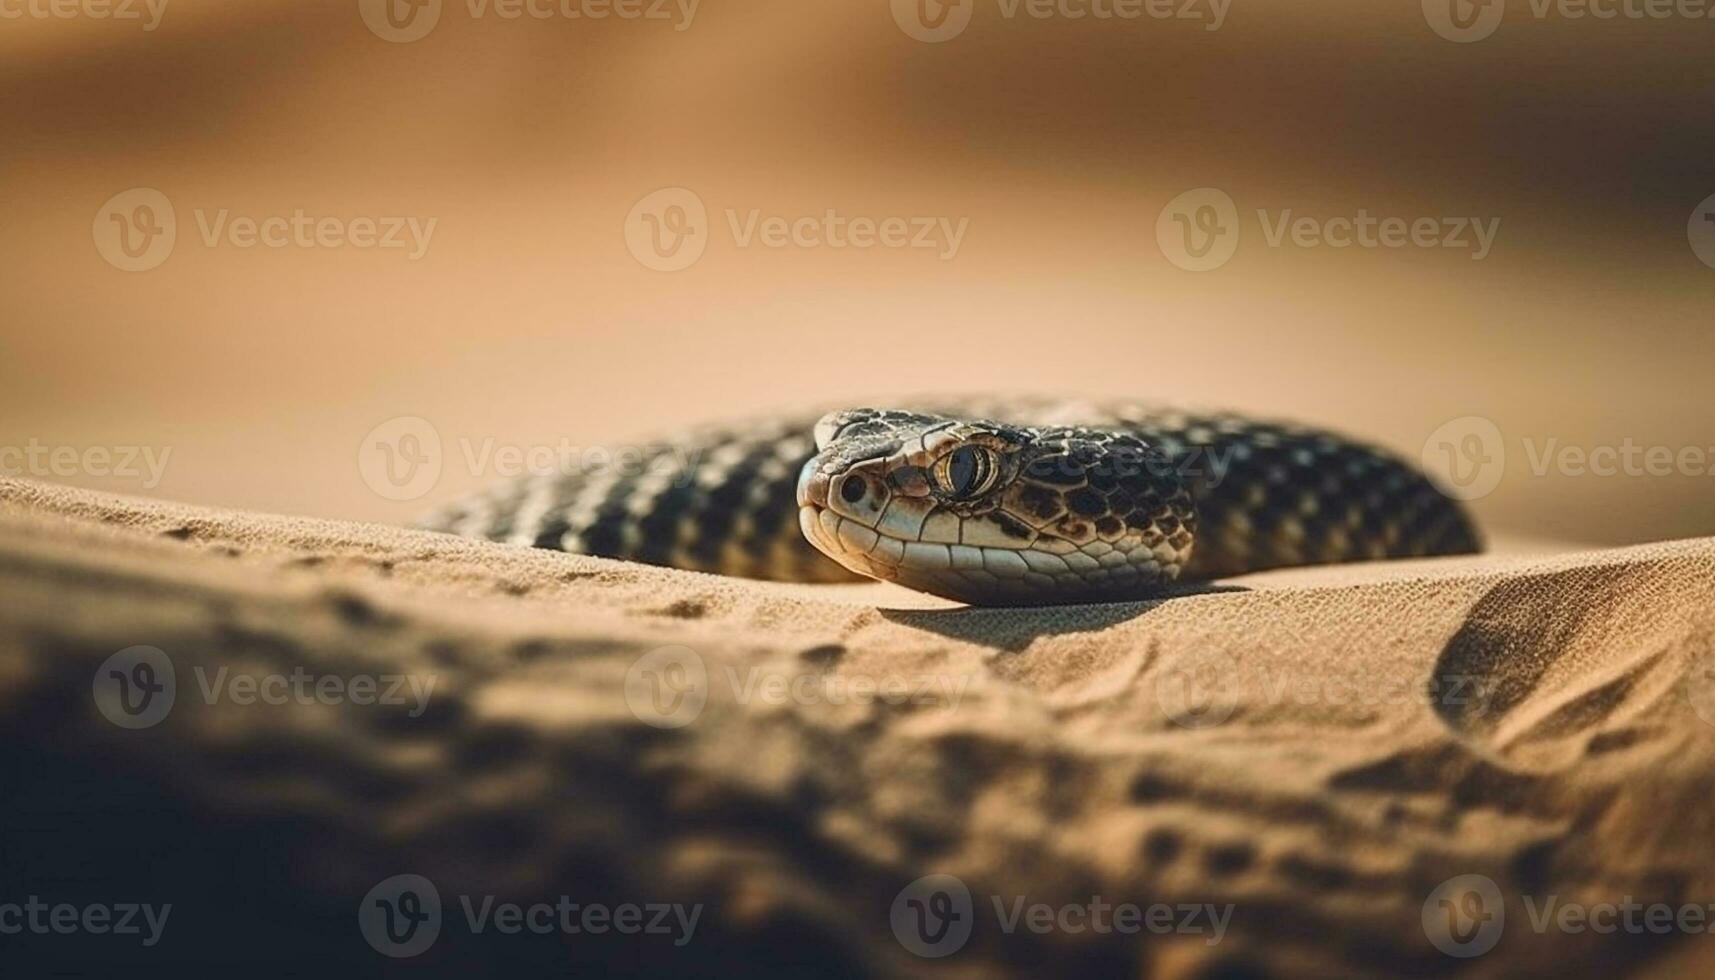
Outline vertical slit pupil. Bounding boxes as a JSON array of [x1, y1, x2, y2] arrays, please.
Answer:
[[950, 447, 983, 496]]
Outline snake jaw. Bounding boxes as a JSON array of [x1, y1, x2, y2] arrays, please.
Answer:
[[798, 410, 1200, 605]]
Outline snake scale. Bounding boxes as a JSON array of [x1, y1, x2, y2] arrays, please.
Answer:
[[419, 401, 1480, 605]]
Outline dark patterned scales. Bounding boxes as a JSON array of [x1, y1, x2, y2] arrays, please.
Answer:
[[418, 402, 1480, 605]]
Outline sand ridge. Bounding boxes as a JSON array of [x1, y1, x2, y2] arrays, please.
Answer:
[[2, 476, 1713, 977]]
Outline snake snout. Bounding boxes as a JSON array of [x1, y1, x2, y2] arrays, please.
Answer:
[[796, 447, 904, 584], [796, 457, 827, 509], [796, 457, 888, 509], [808, 463, 892, 526]]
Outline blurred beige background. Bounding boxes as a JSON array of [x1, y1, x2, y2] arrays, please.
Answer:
[[2, 0, 1711, 545]]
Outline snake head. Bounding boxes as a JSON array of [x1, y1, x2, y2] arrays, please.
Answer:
[[796, 409, 1198, 605]]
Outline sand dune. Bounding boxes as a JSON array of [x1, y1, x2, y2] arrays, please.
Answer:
[[3, 475, 1713, 976]]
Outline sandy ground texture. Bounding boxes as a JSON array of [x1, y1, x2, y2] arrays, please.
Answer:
[[3, 475, 1715, 977]]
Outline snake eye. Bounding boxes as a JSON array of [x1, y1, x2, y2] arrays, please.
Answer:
[[840, 475, 869, 503], [936, 445, 997, 500]]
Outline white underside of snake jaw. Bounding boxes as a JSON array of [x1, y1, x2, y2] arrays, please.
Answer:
[[798, 502, 1188, 605]]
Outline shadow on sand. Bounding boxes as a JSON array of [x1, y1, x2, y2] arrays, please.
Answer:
[[877, 583, 1246, 653]]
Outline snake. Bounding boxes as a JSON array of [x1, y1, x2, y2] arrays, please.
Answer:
[[418, 400, 1480, 605]]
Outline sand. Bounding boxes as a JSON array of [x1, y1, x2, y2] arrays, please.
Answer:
[[3, 474, 1714, 977]]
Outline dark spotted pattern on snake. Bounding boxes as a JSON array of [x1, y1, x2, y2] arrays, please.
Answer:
[[419, 400, 1479, 605]]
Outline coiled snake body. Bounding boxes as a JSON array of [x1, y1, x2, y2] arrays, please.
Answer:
[[421, 401, 1479, 605]]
